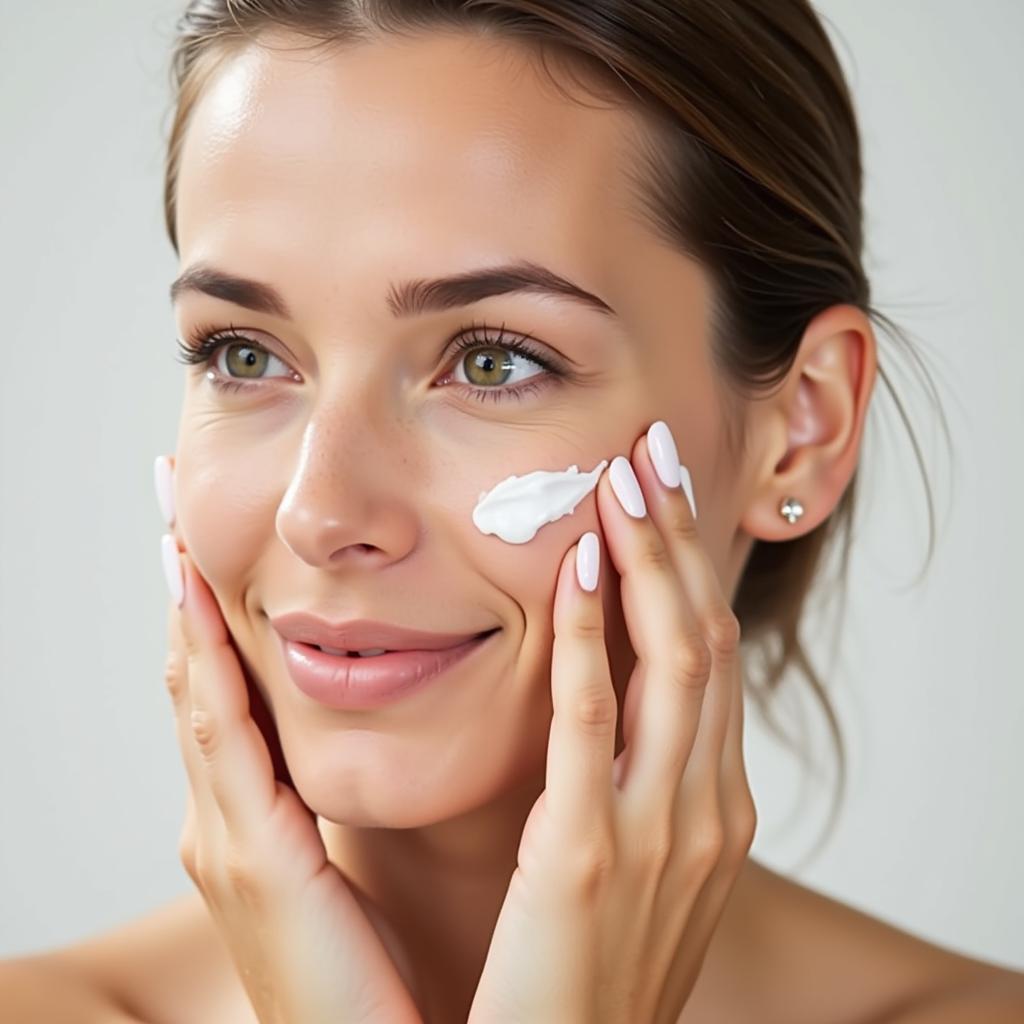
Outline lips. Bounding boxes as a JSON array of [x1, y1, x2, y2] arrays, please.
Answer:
[[269, 613, 496, 654], [277, 630, 499, 710]]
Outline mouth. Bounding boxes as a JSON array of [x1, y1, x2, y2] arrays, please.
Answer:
[[278, 628, 502, 710]]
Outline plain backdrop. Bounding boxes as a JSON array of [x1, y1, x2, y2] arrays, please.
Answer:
[[1, 0, 1021, 971]]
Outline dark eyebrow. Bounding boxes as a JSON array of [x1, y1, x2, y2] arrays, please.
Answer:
[[169, 259, 617, 320]]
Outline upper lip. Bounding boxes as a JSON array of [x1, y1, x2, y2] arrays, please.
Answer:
[[270, 613, 497, 652]]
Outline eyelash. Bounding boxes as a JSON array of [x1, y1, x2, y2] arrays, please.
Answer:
[[173, 320, 567, 405]]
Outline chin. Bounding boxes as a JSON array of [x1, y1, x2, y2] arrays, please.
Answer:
[[281, 744, 481, 830]]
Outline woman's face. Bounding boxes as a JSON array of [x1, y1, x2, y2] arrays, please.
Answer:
[[170, 30, 746, 826]]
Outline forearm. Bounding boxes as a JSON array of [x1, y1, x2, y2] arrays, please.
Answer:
[[0, 955, 143, 1023]]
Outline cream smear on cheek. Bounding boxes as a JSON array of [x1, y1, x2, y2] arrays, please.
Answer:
[[472, 460, 609, 544], [472, 459, 698, 545]]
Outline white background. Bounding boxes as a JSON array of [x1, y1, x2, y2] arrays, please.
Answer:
[[1, 0, 1021, 969]]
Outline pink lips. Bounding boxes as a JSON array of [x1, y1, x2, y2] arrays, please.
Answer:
[[275, 630, 499, 710], [270, 612, 489, 653]]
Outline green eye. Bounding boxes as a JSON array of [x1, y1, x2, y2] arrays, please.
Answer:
[[460, 346, 522, 387], [223, 343, 271, 378]]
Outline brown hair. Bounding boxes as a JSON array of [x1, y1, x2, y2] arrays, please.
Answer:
[[161, 0, 951, 861]]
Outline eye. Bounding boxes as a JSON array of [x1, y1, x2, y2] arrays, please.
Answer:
[[439, 322, 568, 405], [174, 324, 298, 394]]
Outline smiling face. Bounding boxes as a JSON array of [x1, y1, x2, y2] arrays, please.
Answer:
[[170, 28, 743, 826]]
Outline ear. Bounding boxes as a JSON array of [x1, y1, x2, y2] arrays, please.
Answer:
[[739, 303, 878, 541]]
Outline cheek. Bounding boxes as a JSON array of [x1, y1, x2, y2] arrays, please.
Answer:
[[173, 437, 278, 589], [470, 508, 588, 618], [458, 474, 621, 675]]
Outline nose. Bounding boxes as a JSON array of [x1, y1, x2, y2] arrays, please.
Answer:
[[275, 406, 419, 569]]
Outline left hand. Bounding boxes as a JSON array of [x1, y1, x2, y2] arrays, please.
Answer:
[[466, 423, 758, 1024]]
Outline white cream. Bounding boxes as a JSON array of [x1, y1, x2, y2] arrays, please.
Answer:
[[472, 460, 609, 544], [473, 458, 699, 544]]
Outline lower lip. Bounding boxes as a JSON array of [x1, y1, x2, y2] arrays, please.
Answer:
[[278, 631, 498, 710]]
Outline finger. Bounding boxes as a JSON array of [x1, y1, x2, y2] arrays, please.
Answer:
[[175, 545, 278, 845], [165, 592, 221, 825], [595, 455, 708, 815], [546, 531, 616, 846], [631, 427, 740, 791], [717, 654, 757, 855]]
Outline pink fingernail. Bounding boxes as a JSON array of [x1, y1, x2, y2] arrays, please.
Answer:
[[576, 531, 600, 592], [161, 534, 184, 608], [647, 421, 682, 489], [609, 456, 647, 518], [679, 463, 697, 520], [154, 455, 176, 528]]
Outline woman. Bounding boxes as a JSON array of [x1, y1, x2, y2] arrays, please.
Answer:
[[4, 1, 1023, 1021]]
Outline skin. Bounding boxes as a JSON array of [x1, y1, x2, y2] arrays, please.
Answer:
[[167, 27, 877, 1022]]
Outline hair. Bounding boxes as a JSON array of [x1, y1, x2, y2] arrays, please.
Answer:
[[161, 0, 952, 863]]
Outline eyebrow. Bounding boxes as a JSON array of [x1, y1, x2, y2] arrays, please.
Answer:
[[168, 259, 617, 320]]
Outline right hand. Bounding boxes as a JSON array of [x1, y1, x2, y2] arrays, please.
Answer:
[[163, 538, 425, 1024]]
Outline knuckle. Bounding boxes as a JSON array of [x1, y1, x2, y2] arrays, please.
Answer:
[[191, 847, 216, 891], [178, 834, 198, 882], [190, 706, 220, 761], [184, 645, 202, 670], [224, 845, 264, 909], [688, 819, 725, 874], [572, 688, 617, 733], [731, 790, 759, 854], [569, 616, 605, 643], [164, 652, 189, 707], [567, 838, 617, 898], [636, 532, 673, 573], [703, 606, 741, 656], [666, 502, 700, 542], [668, 636, 712, 690]]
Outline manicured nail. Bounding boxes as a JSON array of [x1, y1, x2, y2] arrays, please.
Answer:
[[161, 533, 184, 608], [647, 421, 682, 489], [576, 531, 600, 592], [154, 455, 176, 528], [679, 464, 697, 520], [609, 455, 646, 518]]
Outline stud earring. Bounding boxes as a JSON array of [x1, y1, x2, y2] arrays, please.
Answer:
[[779, 497, 804, 524]]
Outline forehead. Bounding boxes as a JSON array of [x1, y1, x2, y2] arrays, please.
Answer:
[[174, 29, 655, 297]]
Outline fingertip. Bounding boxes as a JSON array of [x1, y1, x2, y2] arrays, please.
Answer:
[[576, 530, 601, 592], [153, 454, 176, 528], [161, 533, 184, 609]]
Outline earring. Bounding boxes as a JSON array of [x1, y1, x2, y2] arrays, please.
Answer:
[[779, 497, 804, 524]]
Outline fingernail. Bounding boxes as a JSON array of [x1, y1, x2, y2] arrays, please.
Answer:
[[609, 455, 646, 518], [161, 533, 184, 608], [154, 455, 176, 528], [679, 464, 697, 520], [647, 421, 682, 489], [576, 531, 600, 592]]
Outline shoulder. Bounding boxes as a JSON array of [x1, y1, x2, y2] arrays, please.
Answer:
[[45, 890, 256, 1024], [680, 856, 1023, 1024], [30, 861, 1024, 1024]]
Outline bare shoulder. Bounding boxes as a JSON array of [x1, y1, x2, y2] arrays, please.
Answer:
[[45, 890, 256, 1024], [32, 861, 1023, 1024], [681, 856, 1024, 1024]]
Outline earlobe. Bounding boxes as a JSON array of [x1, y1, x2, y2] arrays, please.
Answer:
[[740, 303, 877, 542]]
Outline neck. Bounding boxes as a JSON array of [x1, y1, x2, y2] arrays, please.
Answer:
[[318, 763, 547, 1021]]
